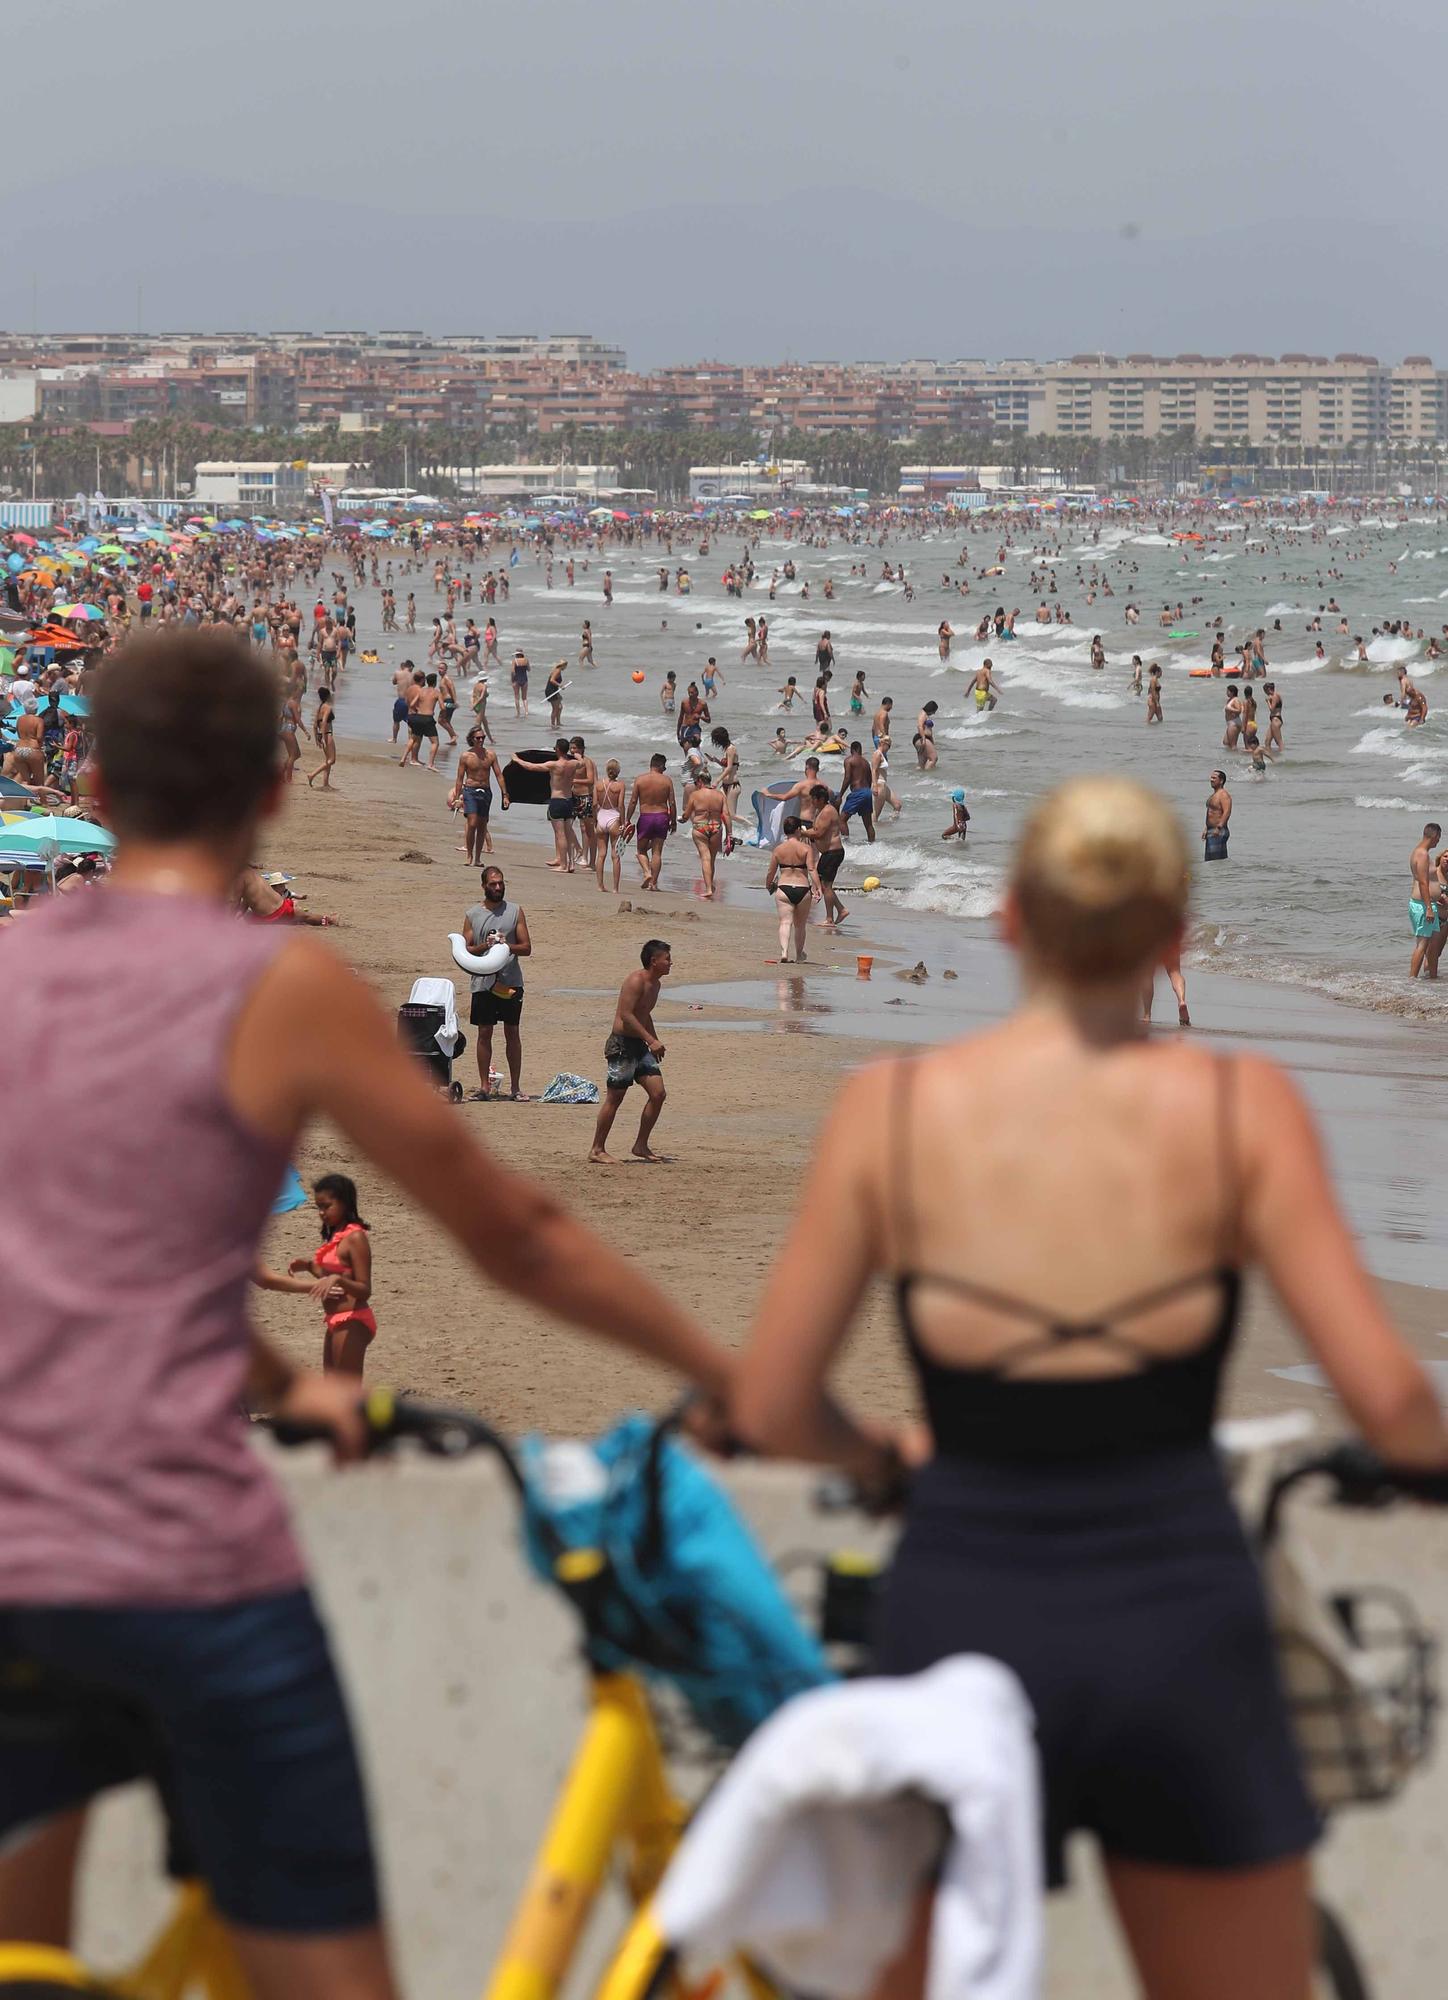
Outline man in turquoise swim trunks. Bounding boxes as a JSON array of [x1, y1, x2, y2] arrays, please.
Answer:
[[1409, 823, 1442, 979]]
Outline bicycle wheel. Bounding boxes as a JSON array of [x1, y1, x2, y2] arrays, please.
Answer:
[[1312, 1901, 1371, 2000]]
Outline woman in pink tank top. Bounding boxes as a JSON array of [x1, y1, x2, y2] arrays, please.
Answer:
[[0, 630, 731, 2000]]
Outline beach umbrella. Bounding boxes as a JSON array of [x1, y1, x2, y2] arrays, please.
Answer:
[[0, 816, 115, 857], [271, 1164, 309, 1215], [0, 776, 35, 798], [8, 533, 36, 548]]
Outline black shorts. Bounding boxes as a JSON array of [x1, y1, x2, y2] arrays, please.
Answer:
[[817, 847, 845, 885], [0, 1588, 378, 1934], [410, 715, 438, 739], [547, 798, 574, 821], [876, 1449, 1319, 1886], [470, 988, 523, 1028]]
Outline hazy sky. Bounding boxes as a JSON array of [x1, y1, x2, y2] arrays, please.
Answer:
[[7, 0, 1447, 364]]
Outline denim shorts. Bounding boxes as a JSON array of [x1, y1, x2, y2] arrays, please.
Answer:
[[0, 1589, 379, 1934]]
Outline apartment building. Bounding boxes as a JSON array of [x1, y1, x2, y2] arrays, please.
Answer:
[[2, 331, 1446, 447], [874, 354, 1447, 444]]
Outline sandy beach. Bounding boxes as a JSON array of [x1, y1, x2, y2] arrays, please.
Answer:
[[255, 734, 1448, 1439]]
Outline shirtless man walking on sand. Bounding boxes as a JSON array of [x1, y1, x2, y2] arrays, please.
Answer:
[[590, 940, 672, 1165], [400, 672, 444, 770], [628, 753, 678, 892], [1409, 822, 1443, 979], [448, 730, 509, 864], [390, 658, 416, 743], [806, 783, 849, 930]]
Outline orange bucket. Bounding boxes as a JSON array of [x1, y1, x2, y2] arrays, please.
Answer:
[[856, 955, 873, 977]]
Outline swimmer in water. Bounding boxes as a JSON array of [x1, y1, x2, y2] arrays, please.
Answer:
[[1222, 683, 1243, 752], [913, 701, 939, 771], [1145, 664, 1163, 724]]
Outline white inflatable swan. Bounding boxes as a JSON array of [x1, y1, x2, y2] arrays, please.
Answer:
[[448, 932, 512, 977]]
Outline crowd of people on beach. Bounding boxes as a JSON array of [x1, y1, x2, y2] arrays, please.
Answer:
[[2, 491, 1445, 1389]]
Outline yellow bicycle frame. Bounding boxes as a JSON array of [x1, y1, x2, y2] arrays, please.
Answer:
[[484, 1673, 687, 2000], [0, 1883, 249, 1999]]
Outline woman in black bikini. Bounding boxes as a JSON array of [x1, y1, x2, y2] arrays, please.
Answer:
[[764, 815, 821, 963], [734, 775, 1448, 1999]]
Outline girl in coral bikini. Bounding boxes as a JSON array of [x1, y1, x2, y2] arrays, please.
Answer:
[[260, 1174, 377, 1375]]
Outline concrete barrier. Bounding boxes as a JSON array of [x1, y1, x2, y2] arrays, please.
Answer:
[[73, 1444, 1448, 1997]]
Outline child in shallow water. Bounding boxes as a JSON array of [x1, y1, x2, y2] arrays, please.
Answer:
[[942, 789, 971, 840]]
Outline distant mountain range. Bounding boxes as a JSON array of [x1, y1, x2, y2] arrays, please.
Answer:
[[0, 170, 1437, 370]]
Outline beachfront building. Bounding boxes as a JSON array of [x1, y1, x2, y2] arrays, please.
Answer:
[[192, 461, 308, 508], [457, 463, 619, 501], [872, 355, 1448, 446], [688, 461, 810, 502]]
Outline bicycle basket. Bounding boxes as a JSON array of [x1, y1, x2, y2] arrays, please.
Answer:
[[519, 1415, 834, 1750], [1266, 1539, 1439, 1811]]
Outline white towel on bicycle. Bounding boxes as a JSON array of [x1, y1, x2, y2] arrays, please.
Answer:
[[654, 1655, 1041, 2000]]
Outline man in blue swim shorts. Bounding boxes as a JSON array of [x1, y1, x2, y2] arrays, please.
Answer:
[[1409, 822, 1442, 979], [838, 742, 876, 842], [389, 658, 416, 744]]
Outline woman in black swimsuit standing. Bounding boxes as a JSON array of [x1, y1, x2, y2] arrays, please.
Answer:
[[734, 774, 1448, 1998], [765, 815, 821, 964]]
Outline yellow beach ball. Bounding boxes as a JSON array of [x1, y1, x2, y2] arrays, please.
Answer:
[[861, 876, 881, 893]]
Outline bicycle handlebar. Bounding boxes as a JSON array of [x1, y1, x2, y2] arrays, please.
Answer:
[[1260, 1440, 1448, 1544], [268, 1388, 528, 1497]]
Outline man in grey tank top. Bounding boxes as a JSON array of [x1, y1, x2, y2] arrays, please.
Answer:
[[463, 863, 531, 1099]]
